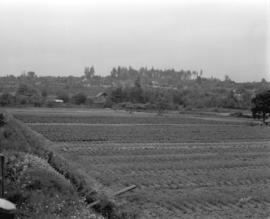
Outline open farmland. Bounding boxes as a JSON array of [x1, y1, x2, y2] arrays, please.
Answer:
[[12, 108, 270, 218]]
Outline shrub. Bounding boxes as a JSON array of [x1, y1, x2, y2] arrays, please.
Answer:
[[71, 93, 86, 105], [0, 113, 7, 127], [86, 97, 94, 106], [251, 89, 270, 123], [4, 152, 99, 219], [104, 98, 113, 108], [45, 100, 55, 108], [15, 95, 28, 105], [16, 83, 38, 97], [0, 92, 15, 106], [29, 95, 42, 107], [56, 92, 69, 103]]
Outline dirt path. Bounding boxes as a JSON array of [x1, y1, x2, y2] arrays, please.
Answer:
[[27, 122, 244, 126]]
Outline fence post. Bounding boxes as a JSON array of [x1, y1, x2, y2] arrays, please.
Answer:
[[0, 154, 16, 219], [0, 154, 4, 197]]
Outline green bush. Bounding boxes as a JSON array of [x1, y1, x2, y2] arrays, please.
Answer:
[[56, 92, 69, 103], [0, 92, 15, 106], [71, 92, 87, 105], [4, 152, 99, 219]]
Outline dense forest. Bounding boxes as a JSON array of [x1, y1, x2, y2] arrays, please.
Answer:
[[0, 66, 269, 111]]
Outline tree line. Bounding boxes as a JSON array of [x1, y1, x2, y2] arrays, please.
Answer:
[[0, 67, 269, 112]]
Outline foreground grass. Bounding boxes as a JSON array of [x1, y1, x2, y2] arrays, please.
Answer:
[[4, 151, 101, 219], [0, 111, 103, 218]]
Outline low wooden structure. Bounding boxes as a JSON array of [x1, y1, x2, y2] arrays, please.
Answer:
[[89, 185, 136, 207]]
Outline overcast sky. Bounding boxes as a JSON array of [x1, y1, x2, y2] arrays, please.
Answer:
[[0, 0, 269, 81]]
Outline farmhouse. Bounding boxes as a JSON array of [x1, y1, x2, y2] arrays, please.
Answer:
[[93, 92, 107, 106]]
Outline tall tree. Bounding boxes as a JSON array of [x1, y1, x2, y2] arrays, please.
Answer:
[[27, 71, 36, 78], [84, 66, 95, 80], [110, 67, 117, 78], [251, 90, 270, 123]]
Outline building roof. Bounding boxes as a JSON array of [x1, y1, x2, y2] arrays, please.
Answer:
[[95, 92, 107, 98]]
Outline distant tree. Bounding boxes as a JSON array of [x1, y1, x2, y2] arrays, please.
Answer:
[[0, 113, 6, 127], [91, 75, 102, 86], [251, 90, 270, 123], [71, 92, 86, 105], [110, 67, 117, 78], [84, 66, 95, 80], [221, 91, 239, 109], [185, 70, 192, 80], [84, 67, 89, 78], [104, 98, 113, 108], [56, 92, 69, 103], [45, 100, 55, 108], [16, 95, 28, 105], [0, 92, 15, 106], [16, 83, 38, 97], [29, 94, 42, 107], [196, 76, 202, 84], [129, 77, 144, 103], [85, 97, 94, 106], [15, 83, 42, 106], [134, 76, 142, 88], [110, 87, 126, 103], [199, 69, 203, 77], [41, 89, 48, 98], [224, 75, 232, 82], [157, 94, 168, 115], [192, 71, 198, 79], [172, 91, 184, 105], [261, 78, 267, 83], [27, 71, 37, 78]]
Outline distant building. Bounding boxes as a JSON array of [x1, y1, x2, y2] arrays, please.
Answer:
[[53, 99, 64, 103], [93, 92, 107, 105], [150, 81, 160, 88], [232, 89, 243, 101]]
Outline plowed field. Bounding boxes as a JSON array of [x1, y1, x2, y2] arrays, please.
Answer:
[[13, 108, 270, 218]]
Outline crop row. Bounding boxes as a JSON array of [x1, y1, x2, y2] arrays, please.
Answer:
[[30, 124, 270, 143], [15, 113, 244, 125], [89, 163, 270, 217], [55, 140, 270, 217], [86, 161, 270, 216], [155, 187, 270, 217], [85, 160, 270, 187], [55, 141, 270, 156]]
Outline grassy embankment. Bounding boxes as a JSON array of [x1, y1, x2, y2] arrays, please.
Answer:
[[0, 111, 137, 219]]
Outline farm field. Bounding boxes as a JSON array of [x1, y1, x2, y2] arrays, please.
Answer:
[[10, 107, 253, 125], [28, 124, 270, 143], [11, 108, 270, 218]]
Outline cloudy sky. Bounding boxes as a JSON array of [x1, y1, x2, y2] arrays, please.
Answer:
[[0, 0, 269, 81]]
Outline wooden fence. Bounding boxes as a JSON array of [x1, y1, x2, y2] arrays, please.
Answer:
[[0, 154, 4, 197]]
